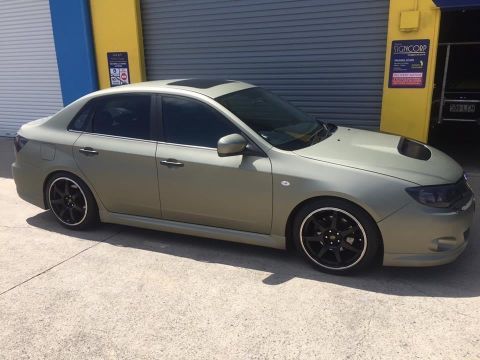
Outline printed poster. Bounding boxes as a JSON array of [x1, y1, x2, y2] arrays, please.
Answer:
[[389, 40, 430, 88], [107, 52, 130, 87]]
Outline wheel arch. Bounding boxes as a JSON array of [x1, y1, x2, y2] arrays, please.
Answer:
[[284, 196, 384, 262], [42, 170, 98, 210]]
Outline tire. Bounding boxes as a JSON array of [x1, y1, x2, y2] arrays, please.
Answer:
[[45, 172, 99, 230], [292, 198, 381, 275]]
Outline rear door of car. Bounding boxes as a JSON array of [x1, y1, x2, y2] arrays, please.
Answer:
[[72, 93, 161, 218], [155, 94, 273, 234]]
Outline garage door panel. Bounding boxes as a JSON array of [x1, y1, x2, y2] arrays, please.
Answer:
[[142, 0, 388, 129], [146, 39, 388, 55], [153, 17, 389, 37], [146, 16, 387, 33], [146, 2, 386, 21], [0, 1, 63, 137], [152, 62, 387, 71], [148, 32, 387, 48]]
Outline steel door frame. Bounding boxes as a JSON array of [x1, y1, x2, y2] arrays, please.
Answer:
[[436, 42, 480, 124]]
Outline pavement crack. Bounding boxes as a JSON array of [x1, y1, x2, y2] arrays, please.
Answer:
[[346, 306, 376, 359], [0, 230, 122, 297], [0, 225, 31, 229]]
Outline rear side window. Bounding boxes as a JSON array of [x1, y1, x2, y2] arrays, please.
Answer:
[[91, 95, 151, 140], [162, 96, 238, 148], [68, 103, 93, 131]]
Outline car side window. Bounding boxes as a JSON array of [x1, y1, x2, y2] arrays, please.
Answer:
[[68, 102, 93, 131], [91, 95, 151, 140], [162, 96, 238, 148]]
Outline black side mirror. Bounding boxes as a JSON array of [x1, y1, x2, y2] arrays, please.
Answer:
[[217, 134, 248, 157]]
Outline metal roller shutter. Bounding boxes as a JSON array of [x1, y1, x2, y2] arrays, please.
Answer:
[[141, 0, 389, 129], [0, 1, 63, 137]]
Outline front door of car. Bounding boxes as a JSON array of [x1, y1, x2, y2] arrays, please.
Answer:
[[156, 95, 272, 234], [72, 93, 161, 218]]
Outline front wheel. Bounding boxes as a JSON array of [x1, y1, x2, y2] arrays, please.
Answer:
[[293, 198, 381, 275], [46, 172, 99, 230]]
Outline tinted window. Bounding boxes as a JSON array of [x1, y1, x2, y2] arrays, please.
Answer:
[[162, 96, 238, 148], [217, 87, 331, 150], [168, 79, 233, 89], [68, 103, 93, 131], [91, 95, 151, 139]]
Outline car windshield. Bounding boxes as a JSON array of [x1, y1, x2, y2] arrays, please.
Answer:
[[216, 87, 333, 150]]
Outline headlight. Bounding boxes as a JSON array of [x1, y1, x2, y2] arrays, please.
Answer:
[[406, 178, 472, 209]]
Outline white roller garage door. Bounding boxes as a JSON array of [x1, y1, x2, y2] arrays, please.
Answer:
[[0, 0, 63, 137], [141, 0, 389, 129]]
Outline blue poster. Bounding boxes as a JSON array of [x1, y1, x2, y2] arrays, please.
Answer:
[[388, 39, 430, 88], [107, 52, 130, 87]]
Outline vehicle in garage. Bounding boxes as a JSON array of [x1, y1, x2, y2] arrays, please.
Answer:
[[432, 43, 480, 125], [11, 79, 475, 274]]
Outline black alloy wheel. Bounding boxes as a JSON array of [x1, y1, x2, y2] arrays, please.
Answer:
[[300, 208, 366, 269], [46, 173, 98, 229], [293, 199, 381, 274]]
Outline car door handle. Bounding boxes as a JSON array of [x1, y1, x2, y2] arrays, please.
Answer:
[[160, 159, 184, 168], [79, 147, 99, 156]]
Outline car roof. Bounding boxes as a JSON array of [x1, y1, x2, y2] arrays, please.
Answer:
[[92, 79, 255, 99]]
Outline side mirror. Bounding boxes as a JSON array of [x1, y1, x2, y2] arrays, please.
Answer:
[[217, 134, 248, 157]]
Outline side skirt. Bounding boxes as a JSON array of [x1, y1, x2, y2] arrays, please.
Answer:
[[101, 211, 286, 250]]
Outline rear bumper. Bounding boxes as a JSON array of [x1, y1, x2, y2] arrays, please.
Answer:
[[379, 197, 475, 267], [12, 161, 46, 209]]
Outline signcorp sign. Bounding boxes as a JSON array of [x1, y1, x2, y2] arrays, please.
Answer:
[[388, 39, 430, 88], [107, 52, 130, 87]]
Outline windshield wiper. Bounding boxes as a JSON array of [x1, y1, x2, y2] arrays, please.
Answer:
[[307, 123, 331, 145]]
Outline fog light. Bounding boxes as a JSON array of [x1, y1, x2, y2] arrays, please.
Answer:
[[430, 238, 457, 252]]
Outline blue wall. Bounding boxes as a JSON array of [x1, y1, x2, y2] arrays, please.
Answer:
[[49, 0, 98, 105]]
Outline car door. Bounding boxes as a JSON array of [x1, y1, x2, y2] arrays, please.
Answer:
[[72, 93, 161, 218], [156, 94, 272, 234]]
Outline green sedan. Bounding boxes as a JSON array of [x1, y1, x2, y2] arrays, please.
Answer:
[[12, 79, 475, 274]]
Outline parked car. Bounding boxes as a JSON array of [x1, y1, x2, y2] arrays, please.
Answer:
[[12, 79, 475, 274]]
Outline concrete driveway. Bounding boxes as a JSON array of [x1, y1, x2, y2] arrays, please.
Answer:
[[1, 137, 479, 359]]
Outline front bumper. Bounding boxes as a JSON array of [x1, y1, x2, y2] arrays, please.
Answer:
[[379, 197, 475, 267]]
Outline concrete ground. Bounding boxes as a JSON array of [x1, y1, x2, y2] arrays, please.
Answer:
[[0, 136, 479, 360]]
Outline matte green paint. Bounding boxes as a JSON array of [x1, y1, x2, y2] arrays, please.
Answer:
[[12, 80, 475, 267]]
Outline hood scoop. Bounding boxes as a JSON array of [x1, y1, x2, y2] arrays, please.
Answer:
[[397, 137, 431, 161]]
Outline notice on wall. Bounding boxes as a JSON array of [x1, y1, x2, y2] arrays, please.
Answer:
[[388, 39, 430, 88], [107, 52, 130, 87]]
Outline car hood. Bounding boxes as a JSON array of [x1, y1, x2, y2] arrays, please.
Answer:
[[293, 127, 463, 185]]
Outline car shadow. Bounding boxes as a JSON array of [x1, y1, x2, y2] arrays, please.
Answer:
[[26, 208, 480, 299]]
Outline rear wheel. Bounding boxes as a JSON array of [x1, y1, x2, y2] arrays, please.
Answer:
[[46, 172, 98, 230], [293, 198, 380, 274]]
